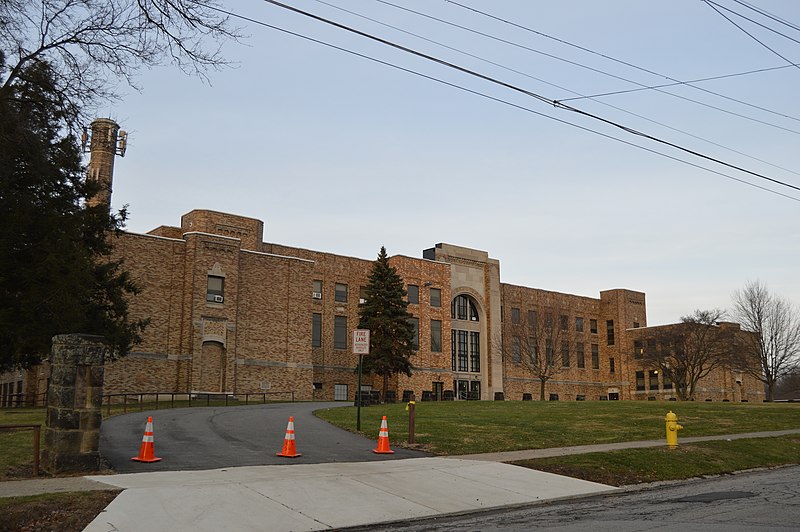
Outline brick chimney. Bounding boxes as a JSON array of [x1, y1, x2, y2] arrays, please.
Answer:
[[85, 118, 126, 209]]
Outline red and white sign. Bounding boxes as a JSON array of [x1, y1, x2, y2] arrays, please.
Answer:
[[353, 329, 370, 354]]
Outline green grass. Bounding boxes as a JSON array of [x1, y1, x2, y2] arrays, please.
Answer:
[[314, 400, 800, 455], [515, 435, 800, 486], [0, 408, 45, 479]]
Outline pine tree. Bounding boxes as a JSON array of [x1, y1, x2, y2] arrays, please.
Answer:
[[0, 56, 147, 371], [357, 247, 415, 401]]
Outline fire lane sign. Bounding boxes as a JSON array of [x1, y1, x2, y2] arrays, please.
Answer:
[[353, 329, 370, 354]]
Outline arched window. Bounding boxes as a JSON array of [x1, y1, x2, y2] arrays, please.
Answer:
[[451, 294, 479, 321]]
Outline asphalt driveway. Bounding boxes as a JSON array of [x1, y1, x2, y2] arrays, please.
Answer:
[[100, 401, 428, 473]]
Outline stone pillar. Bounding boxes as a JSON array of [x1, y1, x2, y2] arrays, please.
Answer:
[[41, 334, 109, 474]]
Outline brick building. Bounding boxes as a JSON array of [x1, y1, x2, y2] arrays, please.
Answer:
[[1, 119, 765, 404]]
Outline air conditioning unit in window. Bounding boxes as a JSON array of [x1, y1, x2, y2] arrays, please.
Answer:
[[213, 295, 224, 303], [312, 292, 322, 299], [359, 298, 367, 304]]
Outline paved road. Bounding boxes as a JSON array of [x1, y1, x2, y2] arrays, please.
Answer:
[[354, 465, 800, 531], [100, 402, 428, 473]]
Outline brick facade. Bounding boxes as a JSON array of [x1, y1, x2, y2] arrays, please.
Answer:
[[8, 209, 764, 404]]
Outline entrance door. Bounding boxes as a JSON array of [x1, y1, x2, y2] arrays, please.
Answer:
[[432, 382, 443, 401], [455, 380, 469, 400], [470, 381, 481, 400]]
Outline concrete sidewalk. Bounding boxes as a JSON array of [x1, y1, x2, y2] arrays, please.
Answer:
[[82, 458, 615, 531]]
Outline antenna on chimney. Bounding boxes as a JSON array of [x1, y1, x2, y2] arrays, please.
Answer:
[[85, 118, 128, 209]]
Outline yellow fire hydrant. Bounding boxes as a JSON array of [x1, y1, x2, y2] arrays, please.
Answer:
[[665, 410, 683, 449]]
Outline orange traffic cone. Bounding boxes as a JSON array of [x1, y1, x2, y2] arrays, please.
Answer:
[[276, 416, 302, 458], [372, 415, 394, 454], [131, 416, 162, 463]]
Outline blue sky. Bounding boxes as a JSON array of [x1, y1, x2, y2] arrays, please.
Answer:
[[104, 1, 800, 326]]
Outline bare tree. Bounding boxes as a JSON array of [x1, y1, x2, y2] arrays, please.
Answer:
[[731, 280, 800, 401], [643, 309, 735, 401], [0, 0, 240, 125], [502, 307, 570, 401]]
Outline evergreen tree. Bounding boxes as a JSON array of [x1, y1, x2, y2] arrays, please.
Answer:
[[357, 247, 415, 400], [0, 56, 147, 372]]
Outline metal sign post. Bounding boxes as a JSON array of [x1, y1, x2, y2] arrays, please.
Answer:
[[352, 329, 370, 431]]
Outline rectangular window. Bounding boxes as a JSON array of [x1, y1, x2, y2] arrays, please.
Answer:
[[634, 340, 644, 359], [591, 344, 599, 369], [312, 279, 323, 299], [430, 320, 442, 352], [430, 288, 441, 308], [636, 371, 646, 391], [590, 319, 598, 334], [663, 373, 673, 390], [359, 286, 368, 305], [528, 339, 538, 366], [575, 317, 584, 333], [407, 284, 419, 304], [649, 370, 659, 390], [647, 339, 656, 355], [544, 313, 553, 330], [576, 342, 585, 368], [206, 275, 224, 302], [546, 339, 554, 367], [633, 322, 640, 328], [334, 316, 347, 349], [606, 320, 615, 346], [559, 315, 568, 331], [511, 308, 520, 324], [312, 313, 322, 347], [527, 310, 537, 329], [609, 357, 615, 373], [409, 317, 419, 350], [561, 341, 570, 367], [458, 331, 468, 371], [469, 332, 480, 372], [512, 336, 521, 364], [451, 330, 456, 371], [335, 283, 348, 303]]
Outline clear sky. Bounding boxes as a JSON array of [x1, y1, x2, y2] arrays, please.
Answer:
[[104, 0, 800, 326]]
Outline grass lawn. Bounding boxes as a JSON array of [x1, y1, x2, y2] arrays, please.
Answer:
[[517, 435, 800, 486], [314, 400, 800, 455]]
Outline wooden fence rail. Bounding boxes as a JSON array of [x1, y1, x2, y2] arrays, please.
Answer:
[[0, 424, 41, 476]]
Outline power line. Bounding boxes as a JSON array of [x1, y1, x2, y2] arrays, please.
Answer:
[[702, 0, 800, 70], [312, 0, 799, 178], [258, 0, 800, 195], [445, 0, 800, 126], [732, 0, 800, 33], [206, 2, 800, 203]]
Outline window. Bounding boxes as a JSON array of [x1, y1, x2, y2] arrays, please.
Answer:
[[456, 331, 468, 371], [430, 288, 441, 308], [207, 275, 224, 302], [431, 320, 442, 352], [312, 279, 323, 299], [512, 337, 521, 364], [409, 317, 419, 350], [606, 320, 615, 345], [590, 319, 598, 334], [591, 344, 599, 369], [663, 373, 673, 390], [407, 284, 419, 304], [609, 357, 615, 373], [452, 295, 479, 321], [575, 317, 584, 333], [576, 342, 585, 368], [546, 339, 554, 367], [527, 310, 537, 328], [634, 340, 644, 359], [561, 341, 570, 367], [528, 339, 538, 365], [649, 370, 659, 390], [647, 339, 656, 355], [633, 322, 640, 328], [335, 283, 348, 303], [511, 308, 520, 324], [334, 316, 347, 349], [359, 286, 368, 305], [559, 315, 568, 331], [544, 312, 553, 330], [636, 371, 646, 391], [469, 332, 480, 372], [312, 313, 322, 347]]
